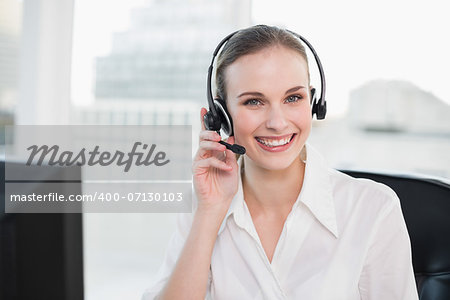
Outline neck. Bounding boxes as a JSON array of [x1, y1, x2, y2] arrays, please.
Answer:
[[242, 154, 305, 217]]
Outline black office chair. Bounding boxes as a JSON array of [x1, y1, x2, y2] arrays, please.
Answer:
[[341, 170, 450, 300]]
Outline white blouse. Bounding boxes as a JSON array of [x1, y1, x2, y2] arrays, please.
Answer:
[[142, 143, 419, 300]]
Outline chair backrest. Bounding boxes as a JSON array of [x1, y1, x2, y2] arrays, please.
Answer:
[[341, 170, 450, 300]]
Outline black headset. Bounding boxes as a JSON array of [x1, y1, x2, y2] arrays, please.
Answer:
[[204, 27, 327, 155]]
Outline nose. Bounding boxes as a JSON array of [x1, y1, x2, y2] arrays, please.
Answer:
[[265, 105, 289, 132]]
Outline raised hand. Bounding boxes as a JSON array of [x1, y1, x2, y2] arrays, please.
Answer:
[[192, 107, 239, 214]]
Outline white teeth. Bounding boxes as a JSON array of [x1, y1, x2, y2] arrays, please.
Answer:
[[256, 135, 293, 147]]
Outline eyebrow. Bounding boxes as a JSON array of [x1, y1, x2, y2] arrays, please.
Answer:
[[237, 85, 306, 98]]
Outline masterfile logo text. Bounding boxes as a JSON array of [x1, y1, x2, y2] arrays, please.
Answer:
[[26, 142, 170, 172]]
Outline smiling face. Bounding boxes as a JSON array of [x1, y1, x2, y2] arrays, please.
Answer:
[[225, 45, 312, 171]]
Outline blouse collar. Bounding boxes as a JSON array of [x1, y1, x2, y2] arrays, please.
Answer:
[[218, 142, 339, 239]]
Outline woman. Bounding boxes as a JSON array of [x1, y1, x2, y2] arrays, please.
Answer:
[[143, 25, 418, 300]]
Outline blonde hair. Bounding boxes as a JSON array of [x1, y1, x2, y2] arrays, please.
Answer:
[[215, 24, 310, 102]]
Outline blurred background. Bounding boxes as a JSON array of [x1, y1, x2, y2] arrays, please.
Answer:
[[1, 0, 449, 299]]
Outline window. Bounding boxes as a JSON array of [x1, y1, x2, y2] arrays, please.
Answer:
[[0, 0, 22, 144], [73, 0, 450, 299]]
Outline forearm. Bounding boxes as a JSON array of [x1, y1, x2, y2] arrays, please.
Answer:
[[158, 207, 227, 300]]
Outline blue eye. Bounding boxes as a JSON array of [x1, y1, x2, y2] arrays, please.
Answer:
[[285, 95, 303, 103], [244, 99, 262, 106]]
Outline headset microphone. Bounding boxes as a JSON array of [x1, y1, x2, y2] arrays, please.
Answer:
[[219, 141, 246, 155]]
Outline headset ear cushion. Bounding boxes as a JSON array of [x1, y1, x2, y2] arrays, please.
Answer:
[[214, 99, 233, 136], [316, 100, 327, 120], [310, 87, 327, 120], [203, 110, 222, 131]]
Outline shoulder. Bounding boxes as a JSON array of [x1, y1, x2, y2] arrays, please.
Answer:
[[328, 168, 400, 222], [330, 168, 398, 198], [305, 143, 399, 211]]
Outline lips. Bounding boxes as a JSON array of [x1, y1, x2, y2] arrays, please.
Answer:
[[254, 133, 297, 152], [255, 133, 295, 147]]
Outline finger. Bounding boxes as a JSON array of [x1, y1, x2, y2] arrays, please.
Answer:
[[199, 130, 221, 143], [223, 136, 238, 165], [200, 107, 208, 131], [225, 135, 235, 144], [199, 140, 227, 151], [224, 148, 237, 165], [195, 141, 227, 160], [193, 156, 232, 172]]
